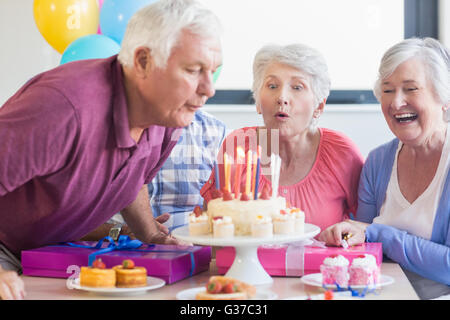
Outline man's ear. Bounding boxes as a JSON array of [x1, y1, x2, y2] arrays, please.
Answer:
[[133, 47, 153, 78]]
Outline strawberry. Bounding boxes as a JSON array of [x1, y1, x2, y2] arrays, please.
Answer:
[[324, 290, 334, 300], [240, 193, 250, 201], [211, 188, 223, 199], [222, 190, 233, 201], [213, 216, 223, 221], [122, 259, 135, 269], [206, 280, 222, 293], [193, 205, 202, 217], [223, 282, 237, 294], [280, 210, 287, 215], [92, 258, 106, 269]]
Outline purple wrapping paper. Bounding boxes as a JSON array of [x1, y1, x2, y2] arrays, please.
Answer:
[[21, 242, 211, 284]]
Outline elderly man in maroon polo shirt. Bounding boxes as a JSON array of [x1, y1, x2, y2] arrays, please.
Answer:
[[0, 0, 222, 299]]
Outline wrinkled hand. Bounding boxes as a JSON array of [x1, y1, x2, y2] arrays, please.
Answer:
[[155, 212, 171, 235], [318, 219, 369, 247], [150, 213, 192, 246], [0, 266, 25, 300], [147, 231, 192, 246]]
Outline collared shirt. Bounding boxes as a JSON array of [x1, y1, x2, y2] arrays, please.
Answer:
[[148, 110, 226, 231], [0, 56, 180, 256]]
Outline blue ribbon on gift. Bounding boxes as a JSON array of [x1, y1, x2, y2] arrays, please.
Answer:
[[60, 235, 196, 276]]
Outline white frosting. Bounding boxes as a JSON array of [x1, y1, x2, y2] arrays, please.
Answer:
[[351, 254, 377, 269], [207, 196, 286, 235], [253, 216, 272, 224], [290, 209, 305, 220], [189, 213, 208, 223], [273, 211, 295, 221], [322, 255, 350, 267], [212, 216, 233, 225]]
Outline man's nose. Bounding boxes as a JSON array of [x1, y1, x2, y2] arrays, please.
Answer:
[[198, 72, 215, 99]]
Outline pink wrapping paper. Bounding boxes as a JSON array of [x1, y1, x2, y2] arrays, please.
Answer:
[[216, 242, 382, 276], [21, 242, 211, 284]]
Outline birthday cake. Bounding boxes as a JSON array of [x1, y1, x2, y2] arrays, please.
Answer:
[[207, 190, 287, 236], [190, 147, 305, 237]]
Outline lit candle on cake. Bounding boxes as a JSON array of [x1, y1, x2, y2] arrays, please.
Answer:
[[234, 147, 245, 198], [254, 146, 261, 200], [245, 150, 253, 196], [214, 160, 220, 190], [251, 151, 258, 198], [223, 153, 229, 192]]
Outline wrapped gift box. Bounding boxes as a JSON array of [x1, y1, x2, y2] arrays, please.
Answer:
[[216, 242, 382, 276], [21, 241, 211, 284]]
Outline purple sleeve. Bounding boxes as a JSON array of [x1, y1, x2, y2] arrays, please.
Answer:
[[0, 86, 78, 195]]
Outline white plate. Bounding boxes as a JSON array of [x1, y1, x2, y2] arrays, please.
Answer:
[[301, 273, 395, 289], [172, 223, 320, 247], [69, 276, 165, 296], [176, 287, 277, 300]]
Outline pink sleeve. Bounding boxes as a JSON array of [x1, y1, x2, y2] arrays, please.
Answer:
[[323, 130, 365, 216]]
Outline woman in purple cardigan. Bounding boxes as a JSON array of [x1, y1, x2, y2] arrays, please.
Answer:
[[319, 38, 450, 299]]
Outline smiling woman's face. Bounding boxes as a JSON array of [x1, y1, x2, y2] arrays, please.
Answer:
[[257, 62, 318, 138], [380, 57, 445, 147]]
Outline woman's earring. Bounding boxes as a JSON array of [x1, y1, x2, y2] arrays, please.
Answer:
[[444, 104, 450, 122]]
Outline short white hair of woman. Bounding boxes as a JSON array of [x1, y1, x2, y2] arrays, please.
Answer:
[[373, 37, 450, 106], [118, 0, 223, 68], [251, 43, 331, 110]]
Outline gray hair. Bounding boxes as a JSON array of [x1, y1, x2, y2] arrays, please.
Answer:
[[118, 0, 223, 68], [373, 37, 450, 105], [252, 43, 331, 109]]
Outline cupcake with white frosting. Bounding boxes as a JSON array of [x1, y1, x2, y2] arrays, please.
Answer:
[[289, 208, 305, 234], [251, 215, 273, 237], [272, 210, 295, 235], [212, 216, 235, 238], [188, 209, 210, 236]]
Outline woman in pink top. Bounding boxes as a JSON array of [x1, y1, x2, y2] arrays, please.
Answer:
[[200, 43, 364, 233]]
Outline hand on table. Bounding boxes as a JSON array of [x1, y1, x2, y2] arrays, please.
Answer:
[[155, 212, 171, 235], [151, 213, 192, 246], [0, 266, 25, 300], [318, 219, 369, 247]]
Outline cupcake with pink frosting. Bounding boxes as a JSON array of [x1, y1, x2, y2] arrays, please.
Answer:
[[320, 254, 349, 287], [349, 254, 380, 286]]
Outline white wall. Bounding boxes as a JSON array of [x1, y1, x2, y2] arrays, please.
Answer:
[[5, 0, 449, 159], [203, 104, 394, 158], [0, 0, 60, 106], [439, 0, 450, 48]]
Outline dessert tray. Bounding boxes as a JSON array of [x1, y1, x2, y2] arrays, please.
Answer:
[[300, 273, 395, 289], [68, 276, 165, 296], [172, 223, 320, 286], [176, 287, 277, 300]]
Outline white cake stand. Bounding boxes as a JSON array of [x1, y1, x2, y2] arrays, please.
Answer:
[[172, 223, 320, 286]]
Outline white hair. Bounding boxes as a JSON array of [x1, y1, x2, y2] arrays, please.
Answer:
[[252, 43, 331, 109], [373, 37, 450, 105], [118, 0, 223, 68]]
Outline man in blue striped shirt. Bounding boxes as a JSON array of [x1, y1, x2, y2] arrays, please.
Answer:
[[148, 110, 226, 232]]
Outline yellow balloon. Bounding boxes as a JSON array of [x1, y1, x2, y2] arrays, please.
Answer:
[[34, 0, 99, 54]]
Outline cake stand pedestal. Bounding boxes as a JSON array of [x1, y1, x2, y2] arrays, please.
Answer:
[[172, 223, 320, 286]]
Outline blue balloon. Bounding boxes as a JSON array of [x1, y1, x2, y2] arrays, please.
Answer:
[[60, 34, 121, 65], [100, 0, 158, 45]]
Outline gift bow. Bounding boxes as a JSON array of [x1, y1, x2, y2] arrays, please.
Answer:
[[64, 235, 147, 266], [62, 235, 196, 275]]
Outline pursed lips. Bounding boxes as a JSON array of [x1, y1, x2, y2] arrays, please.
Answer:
[[275, 111, 289, 120]]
